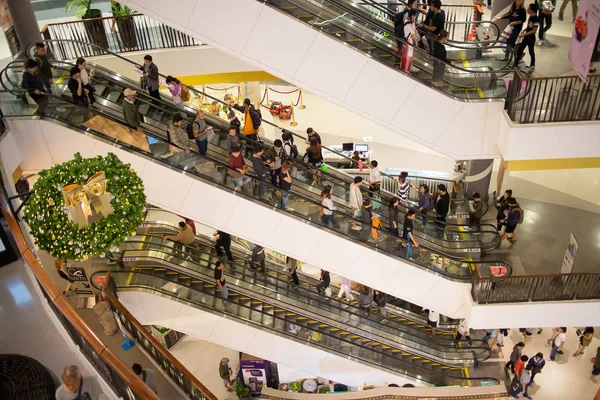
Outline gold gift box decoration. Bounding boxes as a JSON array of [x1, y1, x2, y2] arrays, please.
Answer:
[[62, 172, 114, 228]]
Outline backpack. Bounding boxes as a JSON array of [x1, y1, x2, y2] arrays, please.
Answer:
[[371, 216, 383, 239], [185, 121, 198, 140], [512, 207, 524, 224], [426, 193, 436, 212], [180, 85, 190, 102], [284, 141, 299, 158]]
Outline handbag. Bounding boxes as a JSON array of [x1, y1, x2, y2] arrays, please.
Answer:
[[139, 76, 148, 90], [501, 24, 513, 40]]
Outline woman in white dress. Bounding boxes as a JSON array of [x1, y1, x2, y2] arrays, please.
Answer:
[[402, 9, 420, 73]]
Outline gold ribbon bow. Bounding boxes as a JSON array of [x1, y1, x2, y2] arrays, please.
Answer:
[[62, 172, 114, 228]]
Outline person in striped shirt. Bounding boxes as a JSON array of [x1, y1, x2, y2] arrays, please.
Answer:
[[395, 172, 410, 204]]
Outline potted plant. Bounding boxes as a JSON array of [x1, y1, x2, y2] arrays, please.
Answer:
[[66, 0, 109, 51], [111, 3, 138, 50], [234, 379, 251, 400]]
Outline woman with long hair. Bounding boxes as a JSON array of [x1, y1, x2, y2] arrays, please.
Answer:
[[432, 30, 454, 86], [494, 0, 526, 61], [55, 258, 74, 296], [388, 197, 400, 235], [165, 75, 185, 117], [305, 136, 323, 185], [401, 9, 420, 73]]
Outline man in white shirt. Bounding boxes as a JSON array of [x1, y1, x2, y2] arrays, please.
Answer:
[[426, 309, 440, 337], [55, 365, 103, 400], [456, 318, 473, 345], [550, 327, 567, 360], [349, 176, 363, 230], [132, 363, 158, 393], [368, 160, 382, 195]]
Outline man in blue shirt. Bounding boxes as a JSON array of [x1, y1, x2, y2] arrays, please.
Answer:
[[500, 197, 522, 244]]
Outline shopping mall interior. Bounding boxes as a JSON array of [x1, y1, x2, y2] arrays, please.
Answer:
[[0, 0, 599, 399]]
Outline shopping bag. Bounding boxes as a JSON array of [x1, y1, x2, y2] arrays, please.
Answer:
[[501, 25, 513, 40]]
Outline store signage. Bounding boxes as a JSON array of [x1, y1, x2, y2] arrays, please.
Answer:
[[67, 267, 88, 282], [0, 0, 21, 56], [560, 232, 579, 274], [75, 288, 93, 295], [568, 0, 600, 81]]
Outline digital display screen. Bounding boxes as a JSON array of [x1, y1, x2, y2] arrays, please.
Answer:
[[342, 143, 353, 151], [355, 144, 368, 152]]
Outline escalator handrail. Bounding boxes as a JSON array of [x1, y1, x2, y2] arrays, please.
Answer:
[[104, 269, 501, 386], [16, 50, 499, 242], [0, 86, 480, 280], [121, 233, 492, 359]]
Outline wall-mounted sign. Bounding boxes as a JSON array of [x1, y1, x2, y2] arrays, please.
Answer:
[[561, 232, 579, 274], [0, 0, 21, 56], [67, 266, 88, 282]]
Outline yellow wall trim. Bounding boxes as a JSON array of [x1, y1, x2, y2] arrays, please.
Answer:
[[176, 71, 280, 86], [507, 157, 600, 171]]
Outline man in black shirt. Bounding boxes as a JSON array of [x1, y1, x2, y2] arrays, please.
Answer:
[[515, 3, 540, 69], [306, 127, 322, 145], [213, 231, 234, 261], [316, 269, 331, 295], [67, 67, 88, 107], [435, 184, 450, 238], [402, 209, 419, 259], [214, 261, 228, 301], [251, 145, 268, 200], [419, 0, 445, 35], [21, 58, 48, 115]]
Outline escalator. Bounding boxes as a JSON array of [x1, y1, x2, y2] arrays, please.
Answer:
[[93, 237, 505, 387], [7, 41, 503, 258], [259, 0, 513, 98]]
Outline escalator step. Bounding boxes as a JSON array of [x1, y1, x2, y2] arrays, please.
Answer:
[[178, 276, 191, 279], [350, 335, 361, 339], [318, 324, 328, 328], [166, 271, 178, 275], [285, 313, 296, 317], [191, 280, 202, 283], [296, 317, 307, 321], [371, 343, 381, 347], [360, 339, 371, 343], [250, 301, 262, 305], [154, 268, 166, 271], [381, 346, 392, 350], [329, 328, 340, 332], [431, 363, 441, 367], [391, 349, 402, 353], [274, 309, 286, 313], [263, 305, 274, 308], [239, 297, 251, 301], [388, 315, 397, 319], [411, 356, 421, 360], [340, 332, 350, 335], [422, 360, 431, 363]]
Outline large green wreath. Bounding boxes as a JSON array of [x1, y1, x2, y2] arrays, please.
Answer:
[[24, 152, 146, 260]]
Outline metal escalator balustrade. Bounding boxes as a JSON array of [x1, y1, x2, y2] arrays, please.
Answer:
[[99, 267, 501, 387], [116, 233, 493, 363], [261, 0, 514, 100]]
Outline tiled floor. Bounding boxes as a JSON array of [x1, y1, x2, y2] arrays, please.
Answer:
[[0, 260, 116, 399]]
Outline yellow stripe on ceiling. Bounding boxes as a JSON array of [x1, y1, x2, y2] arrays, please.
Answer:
[[168, 71, 281, 86], [507, 157, 600, 171]]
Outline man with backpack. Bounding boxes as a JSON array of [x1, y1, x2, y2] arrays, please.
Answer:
[[282, 131, 299, 158], [266, 140, 287, 187], [229, 97, 262, 155], [189, 110, 211, 156], [500, 197, 523, 244]]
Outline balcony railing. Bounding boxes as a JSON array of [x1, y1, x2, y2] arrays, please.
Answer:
[[505, 68, 600, 124], [0, 190, 217, 400], [41, 13, 201, 58]]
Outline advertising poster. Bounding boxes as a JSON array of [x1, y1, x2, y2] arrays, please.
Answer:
[[569, 0, 600, 80], [560, 232, 579, 274], [0, 0, 20, 55], [238, 359, 268, 397], [67, 266, 88, 282]]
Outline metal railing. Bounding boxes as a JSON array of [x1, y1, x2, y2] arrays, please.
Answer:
[[0, 192, 162, 400], [471, 269, 600, 304], [41, 13, 200, 58], [505, 68, 600, 123], [103, 272, 217, 400]]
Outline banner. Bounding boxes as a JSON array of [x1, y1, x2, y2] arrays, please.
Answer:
[[0, 0, 20, 55], [560, 232, 579, 274], [568, 0, 600, 81]]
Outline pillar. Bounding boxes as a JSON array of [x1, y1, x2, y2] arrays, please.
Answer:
[[4, 0, 42, 58], [462, 159, 495, 199]]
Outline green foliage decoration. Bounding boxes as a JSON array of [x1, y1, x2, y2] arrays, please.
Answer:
[[24, 152, 146, 261]]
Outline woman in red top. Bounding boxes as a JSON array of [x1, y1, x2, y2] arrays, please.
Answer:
[[228, 144, 250, 191]]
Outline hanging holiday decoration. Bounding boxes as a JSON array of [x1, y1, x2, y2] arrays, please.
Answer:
[[24, 153, 146, 260]]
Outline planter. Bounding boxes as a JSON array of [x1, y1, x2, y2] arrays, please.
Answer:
[[116, 15, 138, 51], [82, 9, 109, 52]]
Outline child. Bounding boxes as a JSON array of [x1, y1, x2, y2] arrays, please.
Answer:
[[515, 3, 540, 69]]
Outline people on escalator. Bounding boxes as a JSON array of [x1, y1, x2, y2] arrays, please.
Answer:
[[352, 151, 363, 171], [306, 127, 321, 145], [349, 176, 364, 231], [425, 308, 439, 337], [141, 55, 161, 102], [226, 126, 240, 155], [470, 192, 485, 228], [76, 58, 96, 106], [266, 139, 287, 187], [287, 256, 299, 287], [282, 131, 298, 158], [214, 261, 229, 302], [401, 10, 420, 73], [418, 0, 445, 39], [402, 209, 419, 259], [494, 0, 526, 62], [388, 197, 400, 236], [537, 0, 555, 46], [304, 136, 323, 185], [164, 221, 196, 247], [167, 114, 190, 154], [434, 184, 450, 237], [315, 269, 331, 295], [337, 277, 354, 301], [249, 244, 265, 272], [165, 76, 186, 117], [373, 290, 388, 317], [500, 197, 523, 244], [279, 160, 294, 211], [228, 144, 251, 192], [251, 145, 268, 200], [414, 184, 431, 225], [228, 109, 241, 135], [68, 67, 89, 109], [34, 43, 53, 93], [191, 110, 211, 156], [321, 190, 339, 228], [360, 198, 374, 240], [229, 97, 262, 155], [432, 29, 454, 87], [122, 88, 142, 134], [368, 160, 382, 197], [515, 3, 540, 70], [455, 318, 473, 345], [358, 286, 373, 311], [21, 59, 49, 115], [214, 230, 234, 261], [393, 0, 418, 54], [395, 172, 410, 205]]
